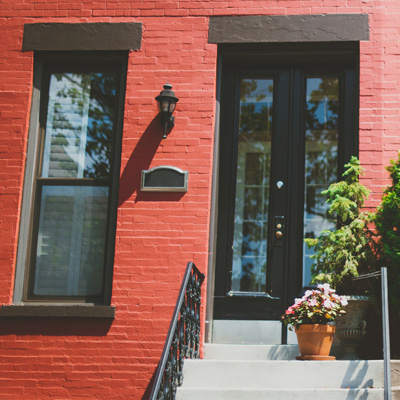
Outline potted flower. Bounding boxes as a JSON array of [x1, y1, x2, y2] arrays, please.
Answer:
[[281, 283, 348, 360]]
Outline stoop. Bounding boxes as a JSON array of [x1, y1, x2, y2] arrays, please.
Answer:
[[176, 344, 386, 400]]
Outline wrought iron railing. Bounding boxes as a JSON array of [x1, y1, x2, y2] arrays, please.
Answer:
[[149, 262, 205, 400]]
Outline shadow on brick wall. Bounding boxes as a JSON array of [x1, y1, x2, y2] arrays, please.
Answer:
[[0, 317, 112, 336], [118, 115, 185, 205], [119, 115, 161, 205]]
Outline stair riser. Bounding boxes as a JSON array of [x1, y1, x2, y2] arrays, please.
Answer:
[[176, 388, 385, 400], [204, 344, 300, 360], [181, 360, 384, 389]]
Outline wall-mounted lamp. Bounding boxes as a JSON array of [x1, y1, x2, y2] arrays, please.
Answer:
[[155, 83, 179, 139]]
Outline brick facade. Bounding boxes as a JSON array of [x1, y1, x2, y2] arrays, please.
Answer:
[[0, 1, 399, 398]]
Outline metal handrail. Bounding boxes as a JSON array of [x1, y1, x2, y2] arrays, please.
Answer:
[[381, 267, 392, 400], [149, 262, 205, 400], [354, 267, 392, 400]]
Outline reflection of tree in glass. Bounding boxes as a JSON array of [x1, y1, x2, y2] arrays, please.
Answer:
[[241, 222, 261, 256], [240, 79, 270, 102], [240, 260, 257, 291], [305, 78, 339, 219], [306, 78, 338, 138], [54, 73, 116, 179], [85, 73, 116, 179], [244, 187, 261, 220], [239, 79, 273, 142]]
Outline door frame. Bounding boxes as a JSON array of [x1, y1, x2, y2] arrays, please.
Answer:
[[205, 43, 359, 343]]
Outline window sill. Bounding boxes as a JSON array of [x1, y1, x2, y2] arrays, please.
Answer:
[[0, 305, 115, 318]]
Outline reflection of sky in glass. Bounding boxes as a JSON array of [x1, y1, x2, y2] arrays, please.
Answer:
[[243, 102, 271, 112], [241, 79, 274, 104], [307, 101, 334, 126], [306, 77, 338, 137]]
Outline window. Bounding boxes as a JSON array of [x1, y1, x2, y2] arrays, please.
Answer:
[[16, 52, 127, 304]]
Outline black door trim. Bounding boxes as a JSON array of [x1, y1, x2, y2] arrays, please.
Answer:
[[213, 45, 359, 321]]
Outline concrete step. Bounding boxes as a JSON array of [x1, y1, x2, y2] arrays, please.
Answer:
[[179, 359, 384, 389], [176, 387, 384, 400], [176, 344, 389, 400], [204, 343, 299, 360]]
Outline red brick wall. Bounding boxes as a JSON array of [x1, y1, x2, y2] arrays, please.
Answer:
[[1, 1, 400, 398]]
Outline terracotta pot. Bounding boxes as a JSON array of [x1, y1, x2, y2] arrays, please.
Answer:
[[295, 324, 336, 360]]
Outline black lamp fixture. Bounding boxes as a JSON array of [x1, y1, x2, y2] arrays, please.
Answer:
[[155, 83, 179, 139]]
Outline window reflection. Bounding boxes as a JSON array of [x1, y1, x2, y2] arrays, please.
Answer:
[[34, 186, 108, 296], [303, 77, 339, 286], [231, 79, 273, 293], [33, 70, 117, 297], [42, 72, 116, 179]]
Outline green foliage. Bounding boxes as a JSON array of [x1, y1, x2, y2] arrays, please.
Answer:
[[374, 152, 400, 311], [304, 156, 374, 293]]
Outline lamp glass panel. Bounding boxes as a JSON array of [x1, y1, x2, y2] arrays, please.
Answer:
[[160, 100, 170, 113], [168, 102, 176, 113]]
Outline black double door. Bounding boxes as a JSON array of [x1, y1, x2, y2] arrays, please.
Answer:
[[213, 52, 357, 321]]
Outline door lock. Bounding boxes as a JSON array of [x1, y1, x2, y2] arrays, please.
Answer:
[[273, 216, 285, 245]]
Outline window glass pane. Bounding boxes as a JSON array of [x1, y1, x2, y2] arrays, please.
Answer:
[[231, 78, 273, 293], [42, 72, 116, 179], [303, 77, 339, 286], [33, 186, 109, 296]]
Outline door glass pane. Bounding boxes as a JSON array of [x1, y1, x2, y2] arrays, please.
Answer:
[[34, 185, 109, 296], [303, 77, 339, 286], [232, 79, 273, 293], [42, 72, 116, 179]]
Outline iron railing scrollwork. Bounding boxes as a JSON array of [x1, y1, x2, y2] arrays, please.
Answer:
[[149, 262, 205, 400]]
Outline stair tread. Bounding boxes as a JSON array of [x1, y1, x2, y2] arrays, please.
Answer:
[[183, 359, 385, 367]]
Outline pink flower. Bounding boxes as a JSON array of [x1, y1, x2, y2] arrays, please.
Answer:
[[340, 297, 348, 306], [308, 298, 318, 307], [318, 283, 334, 294], [323, 299, 334, 309], [304, 290, 314, 298]]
